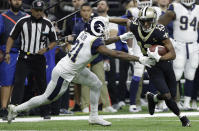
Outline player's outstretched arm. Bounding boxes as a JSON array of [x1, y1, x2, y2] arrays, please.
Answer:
[[158, 10, 175, 26], [109, 18, 130, 26], [97, 45, 155, 67], [104, 32, 134, 45], [160, 38, 176, 61]]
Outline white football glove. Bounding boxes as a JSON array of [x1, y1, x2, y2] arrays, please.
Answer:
[[128, 47, 134, 55], [147, 47, 161, 62], [103, 60, 110, 71], [119, 32, 134, 43], [139, 56, 156, 68]]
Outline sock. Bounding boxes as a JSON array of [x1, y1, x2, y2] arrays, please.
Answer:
[[153, 94, 158, 102], [90, 87, 101, 117], [184, 79, 193, 97], [129, 76, 141, 105], [165, 99, 180, 116]]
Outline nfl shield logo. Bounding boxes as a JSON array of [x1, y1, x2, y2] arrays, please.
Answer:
[[37, 1, 42, 7]]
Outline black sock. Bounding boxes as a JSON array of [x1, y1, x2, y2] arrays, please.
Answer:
[[165, 99, 180, 116]]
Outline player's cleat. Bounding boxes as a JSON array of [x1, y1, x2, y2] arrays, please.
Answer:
[[180, 116, 191, 127], [146, 92, 157, 115], [7, 104, 17, 124], [88, 116, 112, 126], [129, 105, 141, 113], [102, 106, 117, 113]]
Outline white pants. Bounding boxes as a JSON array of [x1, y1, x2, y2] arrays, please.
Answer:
[[15, 67, 102, 116], [172, 39, 199, 81]]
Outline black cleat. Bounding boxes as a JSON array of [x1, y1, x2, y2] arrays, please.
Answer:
[[146, 92, 157, 115], [180, 116, 191, 127], [1, 108, 8, 121]]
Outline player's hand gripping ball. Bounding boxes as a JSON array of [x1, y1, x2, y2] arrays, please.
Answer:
[[149, 45, 167, 56]]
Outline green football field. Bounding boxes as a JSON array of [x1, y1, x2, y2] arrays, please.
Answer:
[[0, 106, 199, 131], [0, 116, 199, 131]]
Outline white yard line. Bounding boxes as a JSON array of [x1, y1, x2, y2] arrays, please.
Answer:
[[1, 112, 199, 123]]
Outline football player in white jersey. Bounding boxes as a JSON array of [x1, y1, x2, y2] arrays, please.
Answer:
[[7, 17, 155, 125], [159, 0, 199, 110], [126, 0, 162, 112]]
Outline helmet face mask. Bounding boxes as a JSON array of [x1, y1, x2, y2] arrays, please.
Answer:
[[138, 6, 157, 33], [181, 0, 195, 7], [137, 0, 152, 8]]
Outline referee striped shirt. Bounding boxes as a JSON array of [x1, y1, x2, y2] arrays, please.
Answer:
[[10, 15, 57, 54]]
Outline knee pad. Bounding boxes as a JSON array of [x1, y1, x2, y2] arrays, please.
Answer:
[[173, 69, 183, 81], [94, 79, 103, 89], [134, 62, 144, 77], [162, 93, 171, 100]]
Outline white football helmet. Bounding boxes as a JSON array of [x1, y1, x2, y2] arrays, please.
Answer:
[[86, 17, 109, 40], [137, 0, 152, 8], [181, 0, 195, 7], [138, 6, 157, 33]]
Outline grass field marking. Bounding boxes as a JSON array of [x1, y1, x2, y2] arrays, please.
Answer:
[[1, 112, 199, 123]]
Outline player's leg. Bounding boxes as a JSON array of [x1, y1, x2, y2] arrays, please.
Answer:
[[91, 61, 116, 113], [129, 41, 145, 112], [72, 68, 111, 126], [172, 42, 186, 109], [129, 62, 144, 112], [184, 44, 199, 110], [8, 67, 69, 123]]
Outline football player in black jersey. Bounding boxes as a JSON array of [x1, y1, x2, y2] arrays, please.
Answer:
[[108, 6, 191, 127]]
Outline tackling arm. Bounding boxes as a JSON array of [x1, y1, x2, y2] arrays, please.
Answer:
[[97, 45, 139, 61], [109, 18, 130, 26]]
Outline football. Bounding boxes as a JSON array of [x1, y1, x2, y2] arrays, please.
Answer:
[[149, 45, 167, 56]]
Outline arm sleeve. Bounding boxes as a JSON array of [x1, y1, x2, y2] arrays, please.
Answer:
[[48, 22, 58, 43], [91, 38, 104, 55]]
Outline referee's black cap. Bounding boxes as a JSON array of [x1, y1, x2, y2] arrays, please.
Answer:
[[121, 0, 132, 4], [32, 0, 45, 10]]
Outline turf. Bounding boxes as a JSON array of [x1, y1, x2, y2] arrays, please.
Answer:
[[0, 116, 198, 131]]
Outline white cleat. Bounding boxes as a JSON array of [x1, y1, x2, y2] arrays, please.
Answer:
[[192, 100, 198, 110], [102, 106, 117, 113], [129, 105, 141, 113], [82, 107, 89, 113], [88, 116, 112, 126], [7, 104, 17, 124]]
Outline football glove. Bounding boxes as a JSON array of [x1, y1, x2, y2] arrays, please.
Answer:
[[128, 47, 134, 55], [119, 32, 134, 43], [139, 56, 156, 68], [147, 47, 161, 62], [103, 60, 110, 71]]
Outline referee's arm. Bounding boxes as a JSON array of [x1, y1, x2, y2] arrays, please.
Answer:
[[38, 22, 58, 55]]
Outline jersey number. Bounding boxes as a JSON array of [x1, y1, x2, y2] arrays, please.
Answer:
[[180, 16, 197, 31], [68, 39, 83, 63]]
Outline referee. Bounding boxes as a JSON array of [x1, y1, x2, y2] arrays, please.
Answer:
[[5, 0, 57, 119]]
